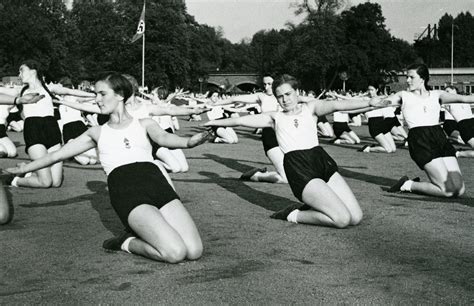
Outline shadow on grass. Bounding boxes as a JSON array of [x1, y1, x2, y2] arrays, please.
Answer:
[[19, 181, 122, 235]]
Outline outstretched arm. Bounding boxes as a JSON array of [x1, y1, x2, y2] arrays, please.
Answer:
[[203, 113, 274, 129], [212, 93, 260, 106], [50, 85, 96, 98], [56, 97, 102, 114], [147, 104, 210, 116], [142, 118, 213, 149], [5, 129, 97, 175], [0, 93, 45, 105], [439, 91, 474, 104]]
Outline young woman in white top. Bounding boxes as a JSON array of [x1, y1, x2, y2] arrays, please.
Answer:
[[0, 90, 43, 225], [7, 60, 95, 188], [385, 64, 474, 197], [5, 73, 213, 262], [443, 86, 474, 158], [205, 74, 385, 228], [210, 76, 287, 183]]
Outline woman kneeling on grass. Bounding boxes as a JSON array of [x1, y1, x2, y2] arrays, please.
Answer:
[[5, 73, 213, 262], [205, 74, 385, 228]]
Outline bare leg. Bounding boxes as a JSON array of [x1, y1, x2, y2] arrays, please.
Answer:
[[0, 184, 12, 224], [296, 178, 352, 228], [368, 133, 396, 153], [127, 200, 202, 262], [264, 146, 287, 183], [15, 144, 63, 188], [0, 137, 17, 157], [410, 157, 465, 197]]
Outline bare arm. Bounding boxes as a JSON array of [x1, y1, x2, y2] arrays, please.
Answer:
[[439, 91, 474, 104], [5, 129, 98, 175], [142, 118, 212, 149], [203, 113, 274, 129], [213, 93, 261, 106], [0, 93, 45, 105], [56, 98, 102, 114], [147, 104, 209, 116], [50, 86, 96, 98]]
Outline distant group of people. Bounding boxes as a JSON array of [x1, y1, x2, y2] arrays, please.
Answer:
[[1, 60, 473, 263]]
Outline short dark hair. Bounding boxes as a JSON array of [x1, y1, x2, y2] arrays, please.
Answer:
[[272, 74, 299, 94], [407, 63, 430, 89], [96, 73, 133, 103]]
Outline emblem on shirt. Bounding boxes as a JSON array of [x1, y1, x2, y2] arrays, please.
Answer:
[[124, 137, 131, 149], [294, 119, 299, 128]]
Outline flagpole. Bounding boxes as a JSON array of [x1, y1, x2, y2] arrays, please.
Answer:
[[142, 32, 145, 89]]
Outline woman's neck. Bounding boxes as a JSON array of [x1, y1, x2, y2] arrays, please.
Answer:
[[109, 105, 133, 125], [27, 79, 42, 90]]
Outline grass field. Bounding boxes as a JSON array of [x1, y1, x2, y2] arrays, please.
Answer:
[[1, 119, 472, 304]]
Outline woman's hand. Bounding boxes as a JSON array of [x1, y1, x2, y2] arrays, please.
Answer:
[[187, 129, 216, 147], [4, 162, 28, 175]]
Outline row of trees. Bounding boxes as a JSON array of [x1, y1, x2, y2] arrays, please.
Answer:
[[0, 0, 473, 92]]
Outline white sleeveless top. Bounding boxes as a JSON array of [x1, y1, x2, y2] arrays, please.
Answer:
[[382, 106, 396, 118], [365, 106, 384, 118], [0, 105, 10, 124], [274, 104, 319, 154], [443, 104, 473, 122], [401, 91, 441, 129], [97, 118, 153, 175], [260, 94, 279, 113], [333, 111, 349, 123], [59, 96, 85, 124], [22, 84, 60, 118]]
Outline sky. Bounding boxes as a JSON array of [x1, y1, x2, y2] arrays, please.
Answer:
[[185, 0, 474, 43]]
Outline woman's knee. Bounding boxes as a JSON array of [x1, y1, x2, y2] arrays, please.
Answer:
[[186, 243, 203, 261], [332, 212, 351, 229], [160, 244, 187, 263]]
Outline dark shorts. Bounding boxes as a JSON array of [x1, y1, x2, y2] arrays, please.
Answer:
[[318, 115, 328, 123], [458, 117, 474, 143], [6, 111, 22, 123], [368, 117, 386, 138], [442, 119, 458, 136], [284, 146, 338, 202], [107, 162, 180, 230], [384, 116, 401, 128], [261, 127, 279, 153], [0, 124, 7, 138], [333, 122, 351, 138], [24, 116, 62, 152], [408, 125, 456, 169], [62, 120, 87, 143]]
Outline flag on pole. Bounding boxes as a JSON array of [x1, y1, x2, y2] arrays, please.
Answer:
[[131, 2, 145, 43]]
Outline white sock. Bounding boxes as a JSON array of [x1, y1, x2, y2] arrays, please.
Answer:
[[400, 180, 413, 192], [287, 209, 300, 223], [120, 237, 136, 253], [11, 176, 20, 187]]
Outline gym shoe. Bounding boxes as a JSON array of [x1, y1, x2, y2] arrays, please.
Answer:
[[387, 175, 409, 193], [103, 231, 134, 252], [270, 204, 301, 221], [240, 167, 267, 181], [358, 145, 370, 152]]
